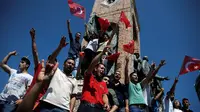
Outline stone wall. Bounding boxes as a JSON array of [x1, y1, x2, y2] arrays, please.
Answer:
[[91, 0, 140, 83]]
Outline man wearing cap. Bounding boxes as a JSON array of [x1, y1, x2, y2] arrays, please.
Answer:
[[0, 51, 33, 112]]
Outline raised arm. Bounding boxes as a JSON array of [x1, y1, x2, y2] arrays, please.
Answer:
[[141, 60, 166, 87], [30, 28, 39, 67], [38, 37, 67, 81], [67, 20, 73, 42], [167, 77, 178, 98], [154, 88, 164, 100], [0, 51, 17, 75], [48, 36, 68, 64], [86, 46, 109, 73], [124, 56, 129, 84], [16, 60, 58, 112]]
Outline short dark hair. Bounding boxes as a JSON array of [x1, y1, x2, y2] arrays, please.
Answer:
[[130, 71, 137, 77], [64, 57, 75, 64], [21, 57, 31, 69], [182, 98, 189, 102], [95, 62, 105, 68]]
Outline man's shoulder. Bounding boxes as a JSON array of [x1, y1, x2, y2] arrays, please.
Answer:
[[23, 73, 33, 79]]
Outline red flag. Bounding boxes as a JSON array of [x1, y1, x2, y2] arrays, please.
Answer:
[[179, 55, 200, 75], [68, 0, 86, 19], [79, 52, 85, 58], [119, 11, 131, 28], [105, 53, 120, 61], [123, 40, 134, 54], [98, 17, 110, 32]]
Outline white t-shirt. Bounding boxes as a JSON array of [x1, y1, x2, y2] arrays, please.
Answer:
[[0, 69, 33, 102], [86, 39, 98, 52], [41, 68, 78, 110], [142, 84, 152, 106], [163, 96, 173, 112], [174, 108, 183, 112]]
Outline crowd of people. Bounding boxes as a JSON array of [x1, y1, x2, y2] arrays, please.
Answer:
[[0, 19, 194, 112]]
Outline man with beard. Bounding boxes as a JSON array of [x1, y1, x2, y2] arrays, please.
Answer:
[[78, 46, 110, 112], [125, 57, 166, 112], [39, 58, 78, 112], [109, 71, 129, 112], [181, 98, 193, 112]]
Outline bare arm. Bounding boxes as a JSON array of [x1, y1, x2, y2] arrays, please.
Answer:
[[38, 37, 68, 81], [0, 51, 17, 75], [125, 56, 129, 84], [109, 89, 119, 112], [167, 77, 178, 98], [70, 95, 76, 112], [141, 60, 165, 87], [154, 88, 164, 100], [109, 105, 118, 112], [48, 36, 68, 64], [125, 99, 129, 112], [103, 94, 110, 111], [16, 61, 58, 112], [86, 46, 109, 74], [30, 28, 39, 67]]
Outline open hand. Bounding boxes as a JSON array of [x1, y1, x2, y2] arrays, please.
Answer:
[[59, 36, 68, 48], [159, 60, 166, 66], [37, 59, 58, 82]]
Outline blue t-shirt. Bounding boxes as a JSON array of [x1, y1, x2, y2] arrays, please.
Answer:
[[0, 69, 33, 103]]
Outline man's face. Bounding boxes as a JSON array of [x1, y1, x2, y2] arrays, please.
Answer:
[[19, 60, 28, 70], [63, 59, 75, 74], [174, 100, 180, 108], [95, 64, 105, 78], [75, 33, 81, 40], [114, 71, 121, 81], [103, 77, 109, 85], [130, 73, 138, 82], [183, 99, 190, 108]]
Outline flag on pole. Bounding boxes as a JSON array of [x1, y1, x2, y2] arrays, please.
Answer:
[[98, 17, 110, 32], [123, 40, 134, 54], [120, 11, 131, 28], [68, 0, 86, 19], [106, 52, 120, 61], [179, 55, 200, 75]]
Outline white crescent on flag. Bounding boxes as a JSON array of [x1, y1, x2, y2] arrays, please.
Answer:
[[77, 7, 83, 14], [185, 62, 195, 72]]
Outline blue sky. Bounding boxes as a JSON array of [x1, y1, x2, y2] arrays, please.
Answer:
[[0, 0, 199, 111]]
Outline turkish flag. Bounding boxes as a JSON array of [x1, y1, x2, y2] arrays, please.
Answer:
[[106, 53, 120, 61], [68, 0, 86, 19], [123, 40, 134, 54], [120, 11, 131, 28], [98, 17, 110, 32], [179, 55, 200, 75]]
